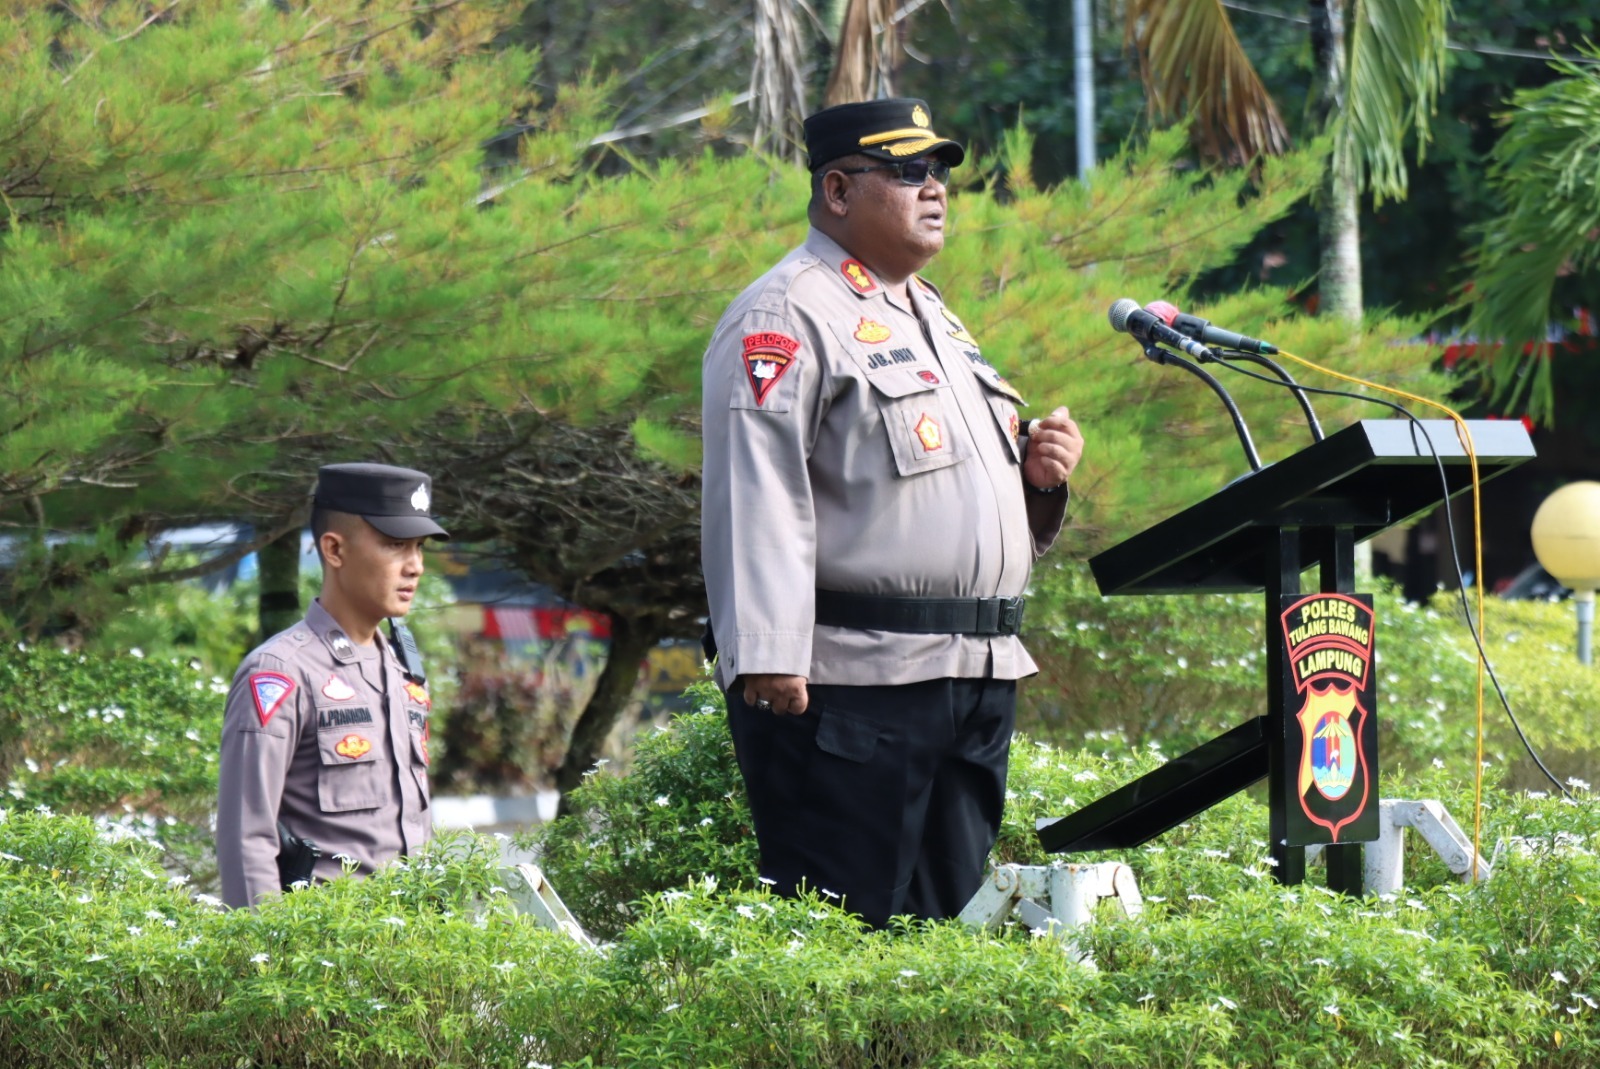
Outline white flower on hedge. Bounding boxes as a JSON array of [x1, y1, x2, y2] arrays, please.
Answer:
[[808, 910, 828, 920], [493, 962, 516, 972], [1071, 770, 1099, 782], [899, 970, 918, 978], [820, 888, 839, 899], [1578, 994, 1598, 1009], [381, 917, 406, 927], [1214, 996, 1237, 1011], [127, 926, 143, 936], [1187, 894, 1213, 903], [0, 853, 21, 863], [321, 960, 335, 968], [699, 817, 714, 826], [1137, 993, 1156, 1004], [1310, 957, 1333, 967], [735, 905, 756, 919], [1552, 971, 1570, 985], [654, 795, 670, 806], [1432, 758, 1445, 769], [250, 953, 268, 964], [1323, 1004, 1340, 1017], [86, 954, 107, 963], [757, 876, 775, 886], [1568, 777, 1591, 791], [145, 910, 166, 921], [1396, 929, 1434, 942], [130, 647, 144, 658], [76, 893, 92, 903], [663, 1003, 680, 1013]]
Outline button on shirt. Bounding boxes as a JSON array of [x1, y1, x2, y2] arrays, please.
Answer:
[[216, 601, 432, 908], [701, 229, 1067, 689]]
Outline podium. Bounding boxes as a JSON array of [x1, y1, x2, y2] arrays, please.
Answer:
[[1035, 419, 1536, 890]]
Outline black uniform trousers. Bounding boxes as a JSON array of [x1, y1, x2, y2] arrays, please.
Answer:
[[727, 676, 1016, 929]]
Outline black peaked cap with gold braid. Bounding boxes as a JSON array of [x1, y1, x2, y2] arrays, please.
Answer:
[[804, 98, 965, 171]]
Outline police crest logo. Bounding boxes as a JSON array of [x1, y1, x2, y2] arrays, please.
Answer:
[[410, 483, 430, 512], [918, 370, 940, 385], [741, 332, 801, 407], [1008, 413, 1020, 439], [249, 672, 294, 727], [1279, 594, 1379, 843], [840, 259, 879, 295], [853, 318, 891, 343], [912, 104, 930, 128], [404, 680, 432, 710], [914, 413, 944, 452], [335, 734, 372, 760]]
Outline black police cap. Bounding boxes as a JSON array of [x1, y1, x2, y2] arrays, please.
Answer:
[[313, 463, 449, 541], [804, 98, 965, 172]]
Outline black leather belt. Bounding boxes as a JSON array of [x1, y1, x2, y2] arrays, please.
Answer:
[[814, 589, 1026, 636]]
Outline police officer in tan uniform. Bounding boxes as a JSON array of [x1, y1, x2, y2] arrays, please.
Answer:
[[701, 100, 1084, 927], [216, 463, 448, 908]]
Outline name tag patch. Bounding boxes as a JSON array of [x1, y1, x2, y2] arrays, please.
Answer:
[[318, 706, 374, 729]]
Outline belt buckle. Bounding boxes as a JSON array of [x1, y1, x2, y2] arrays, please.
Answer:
[[1001, 598, 1023, 635]]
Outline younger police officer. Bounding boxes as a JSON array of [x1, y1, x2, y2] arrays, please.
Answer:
[[216, 463, 448, 909]]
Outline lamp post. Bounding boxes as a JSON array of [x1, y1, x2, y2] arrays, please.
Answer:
[[1530, 481, 1600, 665]]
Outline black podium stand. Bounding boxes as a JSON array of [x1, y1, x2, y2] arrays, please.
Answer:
[[1035, 419, 1536, 890]]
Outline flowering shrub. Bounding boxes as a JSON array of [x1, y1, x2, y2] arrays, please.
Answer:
[[0, 645, 220, 882], [4, 797, 1597, 1067]]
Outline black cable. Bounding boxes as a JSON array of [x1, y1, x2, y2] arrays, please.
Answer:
[[1207, 354, 1574, 799]]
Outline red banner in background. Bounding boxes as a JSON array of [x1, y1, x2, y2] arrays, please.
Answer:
[[480, 607, 612, 642]]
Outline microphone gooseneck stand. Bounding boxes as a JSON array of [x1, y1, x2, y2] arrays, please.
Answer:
[[1142, 342, 1264, 472], [1210, 349, 1325, 443]]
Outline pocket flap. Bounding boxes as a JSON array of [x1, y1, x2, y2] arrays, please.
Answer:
[[815, 710, 884, 764]]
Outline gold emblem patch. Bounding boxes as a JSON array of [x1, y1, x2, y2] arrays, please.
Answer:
[[335, 734, 372, 760], [912, 105, 930, 128], [853, 318, 891, 344], [914, 413, 944, 452]]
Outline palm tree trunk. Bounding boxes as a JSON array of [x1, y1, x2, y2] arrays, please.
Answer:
[[1310, 0, 1362, 324]]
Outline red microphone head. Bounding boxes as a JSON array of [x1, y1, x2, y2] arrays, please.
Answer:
[[1144, 300, 1181, 325]]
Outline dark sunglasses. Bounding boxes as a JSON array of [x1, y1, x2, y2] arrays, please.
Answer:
[[828, 157, 952, 187]]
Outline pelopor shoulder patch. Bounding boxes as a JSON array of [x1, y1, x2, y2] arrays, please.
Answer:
[[742, 332, 800, 407], [250, 671, 295, 727]]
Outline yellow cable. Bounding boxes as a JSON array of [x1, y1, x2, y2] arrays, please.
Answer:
[[1275, 349, 1488, 884]]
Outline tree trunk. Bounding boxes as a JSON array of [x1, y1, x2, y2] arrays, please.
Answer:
[[1309, 0, 1362, 324], [552, 613, 658, 814], [257, 527, 302, 642]]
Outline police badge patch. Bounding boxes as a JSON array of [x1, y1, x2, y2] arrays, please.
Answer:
[[1279, 593, 1380, 845], [249, 671, 295, 727], [741, 332, 800, 407]]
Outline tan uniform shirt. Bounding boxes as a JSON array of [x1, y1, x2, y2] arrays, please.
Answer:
[[701, 229, 1067, 689], [216, 600, 432, 908]]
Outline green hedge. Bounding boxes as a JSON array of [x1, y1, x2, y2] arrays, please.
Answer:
[[5, 778, 1597, 1067]]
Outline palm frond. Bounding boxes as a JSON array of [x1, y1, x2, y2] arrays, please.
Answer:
[[1340, 0, 1450, 203], [823, 0, 898, 107], [1466, 48, 1600, 420], [1125, 0, 1289, 163], [750, 0, 813, 162]]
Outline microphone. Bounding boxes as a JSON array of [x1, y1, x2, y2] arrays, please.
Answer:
[[1144, 300, 1278, 355], [1107, 298, 1214, 362]]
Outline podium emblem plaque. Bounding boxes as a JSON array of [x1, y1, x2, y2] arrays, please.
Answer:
[[1281, 593, 1378, 845]]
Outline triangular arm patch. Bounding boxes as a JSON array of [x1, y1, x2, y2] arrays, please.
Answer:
[[249, 671, 295, 727]]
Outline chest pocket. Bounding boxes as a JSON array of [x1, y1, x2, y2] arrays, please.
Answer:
[[315, 714, 390, 814], [405, 702, 432, 807], [976, 374, 1026, 464], [866, 370, 971, 477]]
